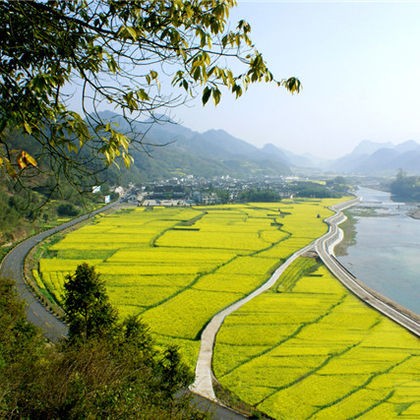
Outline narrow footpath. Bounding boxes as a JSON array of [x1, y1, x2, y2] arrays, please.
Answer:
[[192, 197, 420, 406], [191, 198, 361, 402], [4, 197, 417, 419], [191, 241, 318, 401]]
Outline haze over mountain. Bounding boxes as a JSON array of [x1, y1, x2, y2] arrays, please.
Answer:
[[328, 139, 420, 175], [97, 112, 294, 180], [96, 112, 420, 179]]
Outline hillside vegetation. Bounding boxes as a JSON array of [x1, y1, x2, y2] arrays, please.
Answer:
[[0, 275, 205, 419], [390, 171, 420, 201], [30, 197, 420, 419]]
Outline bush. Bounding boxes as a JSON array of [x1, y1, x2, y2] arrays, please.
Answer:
[[0, 267, 204, 419], [57, 203, 79, 217]]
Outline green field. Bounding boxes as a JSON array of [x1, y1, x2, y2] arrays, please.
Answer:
[[213, 258, 420, 419], [36, 199, 343, 367]]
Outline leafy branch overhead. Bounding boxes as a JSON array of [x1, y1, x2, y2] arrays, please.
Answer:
[[0, 0, 300, 185]]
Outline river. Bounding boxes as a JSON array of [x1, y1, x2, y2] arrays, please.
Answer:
[[338, 187, 420, 316]]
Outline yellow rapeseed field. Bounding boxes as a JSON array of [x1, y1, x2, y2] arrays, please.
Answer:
[[38, 198, 346, 368], [213, 259, 420, 419]]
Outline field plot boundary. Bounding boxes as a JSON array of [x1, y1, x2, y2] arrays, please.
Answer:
[[212, 198, 420, 420], [190, 198, 360, 402]]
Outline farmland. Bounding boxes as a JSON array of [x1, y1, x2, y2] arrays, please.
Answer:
[[213, 258, 420, 419], [33, 197, 420, 418], [35, 199, 343, 367]]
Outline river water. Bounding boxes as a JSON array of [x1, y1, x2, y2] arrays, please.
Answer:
[[338, 187, 420, 316]]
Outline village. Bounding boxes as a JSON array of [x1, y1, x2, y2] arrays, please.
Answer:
[[116, 174, 344, 206], [118, 174, 293, 206]]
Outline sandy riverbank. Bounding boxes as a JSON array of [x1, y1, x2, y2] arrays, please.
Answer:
[[408, 208, 420, 219]]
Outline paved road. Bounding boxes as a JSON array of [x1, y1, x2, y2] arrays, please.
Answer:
[[0, 201, 247, 419], [0, 201, 118, 342], [191, 395, 247, 419], [315, 201, 420, 338]]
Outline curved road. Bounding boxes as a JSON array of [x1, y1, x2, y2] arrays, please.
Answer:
[[192, 197, 420, 403], [6, 197, 416, 417], [0, 201, 246, 419], [191, 198, 362, 401], [0, 201, 120, 342], [191, 241, 320, 401], [315, 200, 420, 338]]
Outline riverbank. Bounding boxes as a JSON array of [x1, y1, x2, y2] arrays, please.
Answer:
[[334, 209, 356, 256], [338, 187, 420, 316], [211, 198, 420, 419], [408, 207, 420, 219]]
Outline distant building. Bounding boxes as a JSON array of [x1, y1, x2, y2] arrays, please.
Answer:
[[142, 199, 161, 206], [114, 186, 124, 196], [104, 195, 111, 204], [92, 185, 101, 193]]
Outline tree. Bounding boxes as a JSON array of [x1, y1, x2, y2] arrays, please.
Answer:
[[57, 202, 80, 217], [0, 0, 300, 189], [63, 263, 117, 340], [0, 277, 204, 418], [158, 345, 194, 399], [391, 170, 420, 201]]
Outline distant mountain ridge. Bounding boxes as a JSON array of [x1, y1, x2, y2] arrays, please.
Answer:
[[328, 139, 420, 175], [96, 112, 296, 180], [96, 112, 420, 178]]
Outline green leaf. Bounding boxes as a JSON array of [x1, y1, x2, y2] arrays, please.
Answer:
[[126, 26, 138, 40], [137, 89, 149, 101], [202, 87, 211, 105], [193, 66, 201, 81]]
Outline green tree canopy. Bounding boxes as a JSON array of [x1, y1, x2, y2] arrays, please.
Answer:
[[0, 276, 202, 418], [391, 170, 420, 201], [63, 263, 118, 341], [0, 0, 300, 188]]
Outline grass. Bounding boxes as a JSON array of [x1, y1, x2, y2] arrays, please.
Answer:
[[334, 209, 357, 257]]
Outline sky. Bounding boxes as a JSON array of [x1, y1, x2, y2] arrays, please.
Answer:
[[171, 1, 420, 159]]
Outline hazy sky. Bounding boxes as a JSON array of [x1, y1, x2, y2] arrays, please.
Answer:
[[172, 1, 420, 158]]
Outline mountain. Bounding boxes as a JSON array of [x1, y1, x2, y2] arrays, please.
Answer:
[[394, 140, 420, 153], [260, 144, 289, 164], [351, 140, 394, 156], [328, 140, 420, 175], [260, 143, 327, 168], [196, 129, 261, 159], [94, 112, 293, 181], [302, 153, 331, 168], [282, 149, 317, 168], [92, 112, 420, 178]]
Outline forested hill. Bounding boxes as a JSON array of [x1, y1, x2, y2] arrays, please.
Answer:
[[95, 111, 292, 181], [390, 171, 420, 201]]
